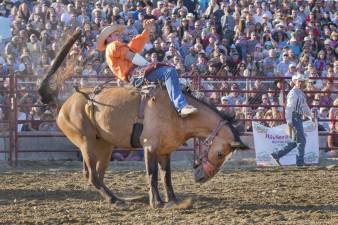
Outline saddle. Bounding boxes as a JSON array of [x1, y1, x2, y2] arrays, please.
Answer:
[[128, 62, 170, 86]]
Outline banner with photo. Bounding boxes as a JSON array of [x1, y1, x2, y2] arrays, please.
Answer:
[[253, 121, 319, 166]]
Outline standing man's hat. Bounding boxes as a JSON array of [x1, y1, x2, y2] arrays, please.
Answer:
[[96, 25, 125, 52], [292, 73, 308, 82]]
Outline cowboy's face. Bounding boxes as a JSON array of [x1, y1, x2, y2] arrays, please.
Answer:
[[106, 31, 122, 43], [295, 80, 307, 89]]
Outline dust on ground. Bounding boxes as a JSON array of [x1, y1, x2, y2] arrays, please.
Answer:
[[1, 160, 338, 225]]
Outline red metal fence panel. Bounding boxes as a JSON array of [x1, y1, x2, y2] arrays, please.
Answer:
[[2, 73, 338, 165]]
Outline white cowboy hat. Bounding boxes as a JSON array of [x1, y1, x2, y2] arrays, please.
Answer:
[[292, 73, 308, 82], [288, 62, 296, 68], [96, 25, 125, 52], [186, 13, 194, 18]]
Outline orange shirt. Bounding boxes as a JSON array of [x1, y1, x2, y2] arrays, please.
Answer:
[[105, 30, 149, 81]]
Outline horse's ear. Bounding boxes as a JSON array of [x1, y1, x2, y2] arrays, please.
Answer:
[[230, 141, 249, 150]]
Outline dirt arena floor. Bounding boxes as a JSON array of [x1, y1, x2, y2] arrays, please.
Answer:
[[1, 160, 338, 225]]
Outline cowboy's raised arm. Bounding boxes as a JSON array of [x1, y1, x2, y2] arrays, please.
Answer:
[[127, 19, 155, 53]]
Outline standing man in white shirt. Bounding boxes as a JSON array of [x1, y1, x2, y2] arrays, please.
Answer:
[[271, 73, 316, 166]]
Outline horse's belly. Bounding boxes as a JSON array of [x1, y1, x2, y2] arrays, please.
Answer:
[[94, 89, 140, 147]]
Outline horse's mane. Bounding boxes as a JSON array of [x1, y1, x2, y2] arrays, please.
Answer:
[[182, 90, 236, 123], [183, 89, 245, 146]]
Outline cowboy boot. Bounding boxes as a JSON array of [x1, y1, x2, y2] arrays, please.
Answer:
[[180, 105, 198, 118], [296, 155, 304, 167], [271, 152, 281, 166]]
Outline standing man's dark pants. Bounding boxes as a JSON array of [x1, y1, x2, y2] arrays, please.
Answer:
[[273, 112, 306, 166]]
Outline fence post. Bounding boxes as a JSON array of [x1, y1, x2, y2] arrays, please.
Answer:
[[8, 73, 14, 166], [13, 75, 18, 166], [281, 78, 286, 120]]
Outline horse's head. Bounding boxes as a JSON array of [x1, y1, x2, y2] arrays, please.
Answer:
[[194, 120, 247, 183], [194, 136, 233, 183]]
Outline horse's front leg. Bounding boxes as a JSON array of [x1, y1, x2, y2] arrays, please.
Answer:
[[144, 148, 163, 208], [158, 154, 177, 204]]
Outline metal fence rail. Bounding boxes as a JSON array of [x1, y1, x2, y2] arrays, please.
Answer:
[[1, 73, 337, 165]]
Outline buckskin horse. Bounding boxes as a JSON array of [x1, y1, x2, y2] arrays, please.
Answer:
[[38, 29, 248, 208]]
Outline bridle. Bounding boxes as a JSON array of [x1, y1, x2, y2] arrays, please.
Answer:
[[193, 120, 228, 173]]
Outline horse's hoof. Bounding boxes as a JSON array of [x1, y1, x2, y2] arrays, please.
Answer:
[[163, 198, 193, 209], [150, 201, 164, 209], [106, 196, 123, 204], [112, 201, 125, 208], [163, 201, 177, 209], [108, 199, 125, 207]]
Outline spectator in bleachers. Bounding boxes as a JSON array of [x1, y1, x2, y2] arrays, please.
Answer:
[[318, 107, 330, 132], [276, 51, 290, 77], [27, 33, 41, 67], [261, 94, 270, 107], [5, 35, 21, 59], [262, 49, 277, 77], [314, 50, 328, 76], [248, 79, 264, 107], [38, 110, 58, 132], [20, 51, 34, 76], [17, 2, 31, 23], [329, 98, 338, 131], [224, 83, 244, 106], [328, 100, 338, 154], [284, 63, 297, 78], [82, 61, 97, 77], [297, 54, 310, 74], [61, 4, 74, 27], [254, 108, 266, 126]]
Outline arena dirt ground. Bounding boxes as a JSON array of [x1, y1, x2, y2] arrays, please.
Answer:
[[1, 160, 338, 225]]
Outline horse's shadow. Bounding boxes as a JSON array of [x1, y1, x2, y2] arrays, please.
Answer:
[[193, 195, 338, 213], [0, 188, 99, 203], [0, 188, 150, 205], [2, 189, 338, 213]]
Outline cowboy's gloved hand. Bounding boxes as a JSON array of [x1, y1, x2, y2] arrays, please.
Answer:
[[143, 19, 155, 33]]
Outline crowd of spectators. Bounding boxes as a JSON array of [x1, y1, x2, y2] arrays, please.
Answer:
[[0, 0, 337, 150]]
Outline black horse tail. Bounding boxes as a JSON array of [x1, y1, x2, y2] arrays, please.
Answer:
[[38, 28, 82, 105]]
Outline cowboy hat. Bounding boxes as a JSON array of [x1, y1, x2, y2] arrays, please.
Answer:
[[292, 73, 308, 82], [96, 25, 125, 52]]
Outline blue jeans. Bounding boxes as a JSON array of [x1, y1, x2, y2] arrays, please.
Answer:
[[274, 112, 306, 165], [132, 66, 187, 111]]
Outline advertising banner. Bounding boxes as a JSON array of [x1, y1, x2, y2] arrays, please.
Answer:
[[253, 121, 319, 166]]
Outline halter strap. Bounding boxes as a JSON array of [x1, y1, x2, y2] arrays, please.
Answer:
[[194, 120, 227, 167], [201, 120, 227, 148]]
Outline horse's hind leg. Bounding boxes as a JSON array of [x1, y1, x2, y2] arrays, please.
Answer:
[[58, 116, 117, 203], [80, 140, 118, 203], [158, 154, 177, 204], [94, 140, 113, 183], [83, 160, 89, 182]]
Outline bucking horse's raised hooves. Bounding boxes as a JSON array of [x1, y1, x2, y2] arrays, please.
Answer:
[[38, 28, 248, 208]]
